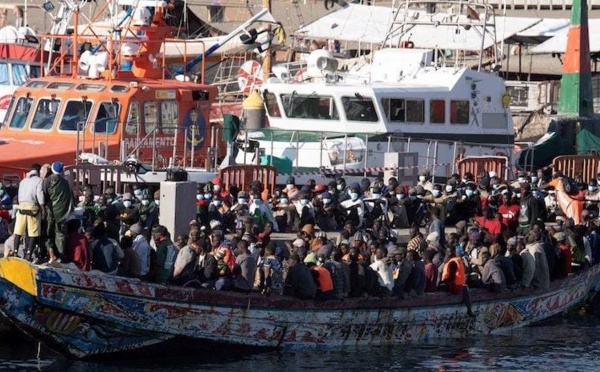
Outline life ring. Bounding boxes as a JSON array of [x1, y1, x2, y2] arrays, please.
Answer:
[[237, 60, 263, 95], [399, 41, 415, 49], [294, 67, 307, 83]]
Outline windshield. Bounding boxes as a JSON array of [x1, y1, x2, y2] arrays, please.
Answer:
[[8, 97, 33, 129], [93, 101, 120, 133], [342, 96, 378, 122], [31, 98, 61, 130], [280, 93, 339, 120]]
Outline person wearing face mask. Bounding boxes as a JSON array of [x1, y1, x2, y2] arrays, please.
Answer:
[[511, 171, 528, 190], [211, 176, 231, 202], [335, 177, 350, 202], [518, 182, 540, 235], [315, 191, 340, 231], [137, 189, 158, 231], [498, 191, 520, 237], [207, 194, 224, 226], [454, 182, 481, 228], [283, 176, 300, 201], [249, 191, 279, 232], [583, 179, 600, 221], [133, 186, 144, 202], [388, 185, 409, 228], [405, 187, 424, 227], [417, 171, 434, 193], [119, 193, 140, 237], [364, 186, 387, 228], [294, 192, 316, 231], [340, 186, 365, 229]]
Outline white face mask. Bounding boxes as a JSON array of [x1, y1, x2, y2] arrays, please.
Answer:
[[204, 193, 212, 200], [518, 177, 525, 183], [398, 193, 405, 199], [134, 190, 142, 198], [196, 194, 203, 200], [123, 201, 132, 208], [445, 185, 453, 193], [214, 185, 221, 192], [323, 198, 331, 204], [238, 198, 247, 205], [337, 184, 343, 191], [419, 176, 426, 182], [465, 190, 474, 197], [213, 200, 222, 207], [300, 199, 309, 206], [280, 198, 288, 205], [286, 184, 294, 190], [372, 193, 381, 199], [432, 190, 440, 197], [350, 193, 359, 201], [155, 200, 160, 206], [589, 186, 597, 192], [531, 176, 538, 183], [141, 199, 150, 206]]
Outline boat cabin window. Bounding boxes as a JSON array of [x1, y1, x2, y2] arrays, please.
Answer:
[[144, 102, 158, 134], [125, 102, 140, 135], [8, 97, 33, 129], [264, 92, 281, 117], [342, 96, 378, 122], [280, 93, 339, 120], [161, 101, 178, 135], [31, 98, 61, 130], [430, 99, 446, 124], [381, 98, 424, 123], [450, 100, 469, 125], [0, 63, 8, 85], [47, 82, 74, 91], [110, 85, 130, 94], [26, 81, 47, 89], [59, 100, 93, 131], [12, 64, 29, 86], [92, 101, 119, 133], [76, 84, 105, 92], [29, 66, 41, 79]]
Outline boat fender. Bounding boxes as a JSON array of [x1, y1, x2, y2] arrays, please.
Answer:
[[399, 41, 415, 49], [324, 0, 335, 10], [502, 92, 511, 107]]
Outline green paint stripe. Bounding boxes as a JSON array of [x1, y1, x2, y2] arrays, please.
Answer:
[[570, 0, 588, 26]]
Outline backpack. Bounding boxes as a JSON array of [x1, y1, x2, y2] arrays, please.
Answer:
[[164, 243, 178, 270]]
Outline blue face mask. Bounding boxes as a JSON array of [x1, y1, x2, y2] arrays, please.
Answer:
[[465, 190, 474, 197], [372, 193, 381, 199], [300, 199, 309, 206], [280, 198, 288, 205], [432, 190, 440, 197], [589, 186, 597, 192], [238, 198, 247, 205], [350, 193, 359, 201], [204, 193, 212, 200], [409, 195, 417, 201]]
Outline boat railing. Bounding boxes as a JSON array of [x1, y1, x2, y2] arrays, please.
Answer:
[[64, 163, 126, 196], [245, 128, 515, 180], [219, 165, 278, 196], [384, 0, 500, 71], [553, 154, 600, 184], [121, 124, 221, 172]]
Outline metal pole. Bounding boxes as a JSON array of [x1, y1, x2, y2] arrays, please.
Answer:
[[295, 130, 299, 173], [172, 126, 178, 168], [364, 134, 368, 177], [191, 125, 196, 168], [319, 132, 323, 169], [425, 140, 431, 169], [183, 128, 188, 168], [432, 140, 438, 182], [387, 134, 391, 152], [406, 137, 411, 152], [343, 134, 347, 171], [152, 128, 156, 171], [270, 130, 274, 166], [452, 141, 458, 174]]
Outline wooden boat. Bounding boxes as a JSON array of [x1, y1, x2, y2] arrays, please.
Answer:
[[0, 256, 598, 359]]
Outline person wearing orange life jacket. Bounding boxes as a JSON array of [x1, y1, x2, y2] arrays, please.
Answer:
[[305, 252, 335, 301], [439, 245, 474, 317]]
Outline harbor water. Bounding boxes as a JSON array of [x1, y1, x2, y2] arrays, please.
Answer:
[[0, 315, 598, 371]]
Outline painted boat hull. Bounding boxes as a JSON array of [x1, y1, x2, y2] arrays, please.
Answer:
[[0, 258, 598, 359]]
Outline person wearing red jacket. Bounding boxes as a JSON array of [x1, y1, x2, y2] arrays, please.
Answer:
[[64, 219, 91, 271]]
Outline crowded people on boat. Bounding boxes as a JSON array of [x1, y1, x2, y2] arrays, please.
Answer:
[[4, 163, 600, 302]]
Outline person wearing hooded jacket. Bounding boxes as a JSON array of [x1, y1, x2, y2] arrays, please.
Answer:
[[340, 184, 365, 228], [43, 161, 74, 262]]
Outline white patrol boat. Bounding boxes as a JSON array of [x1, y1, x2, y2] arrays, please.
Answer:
[[236, 1, 514, 182]]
